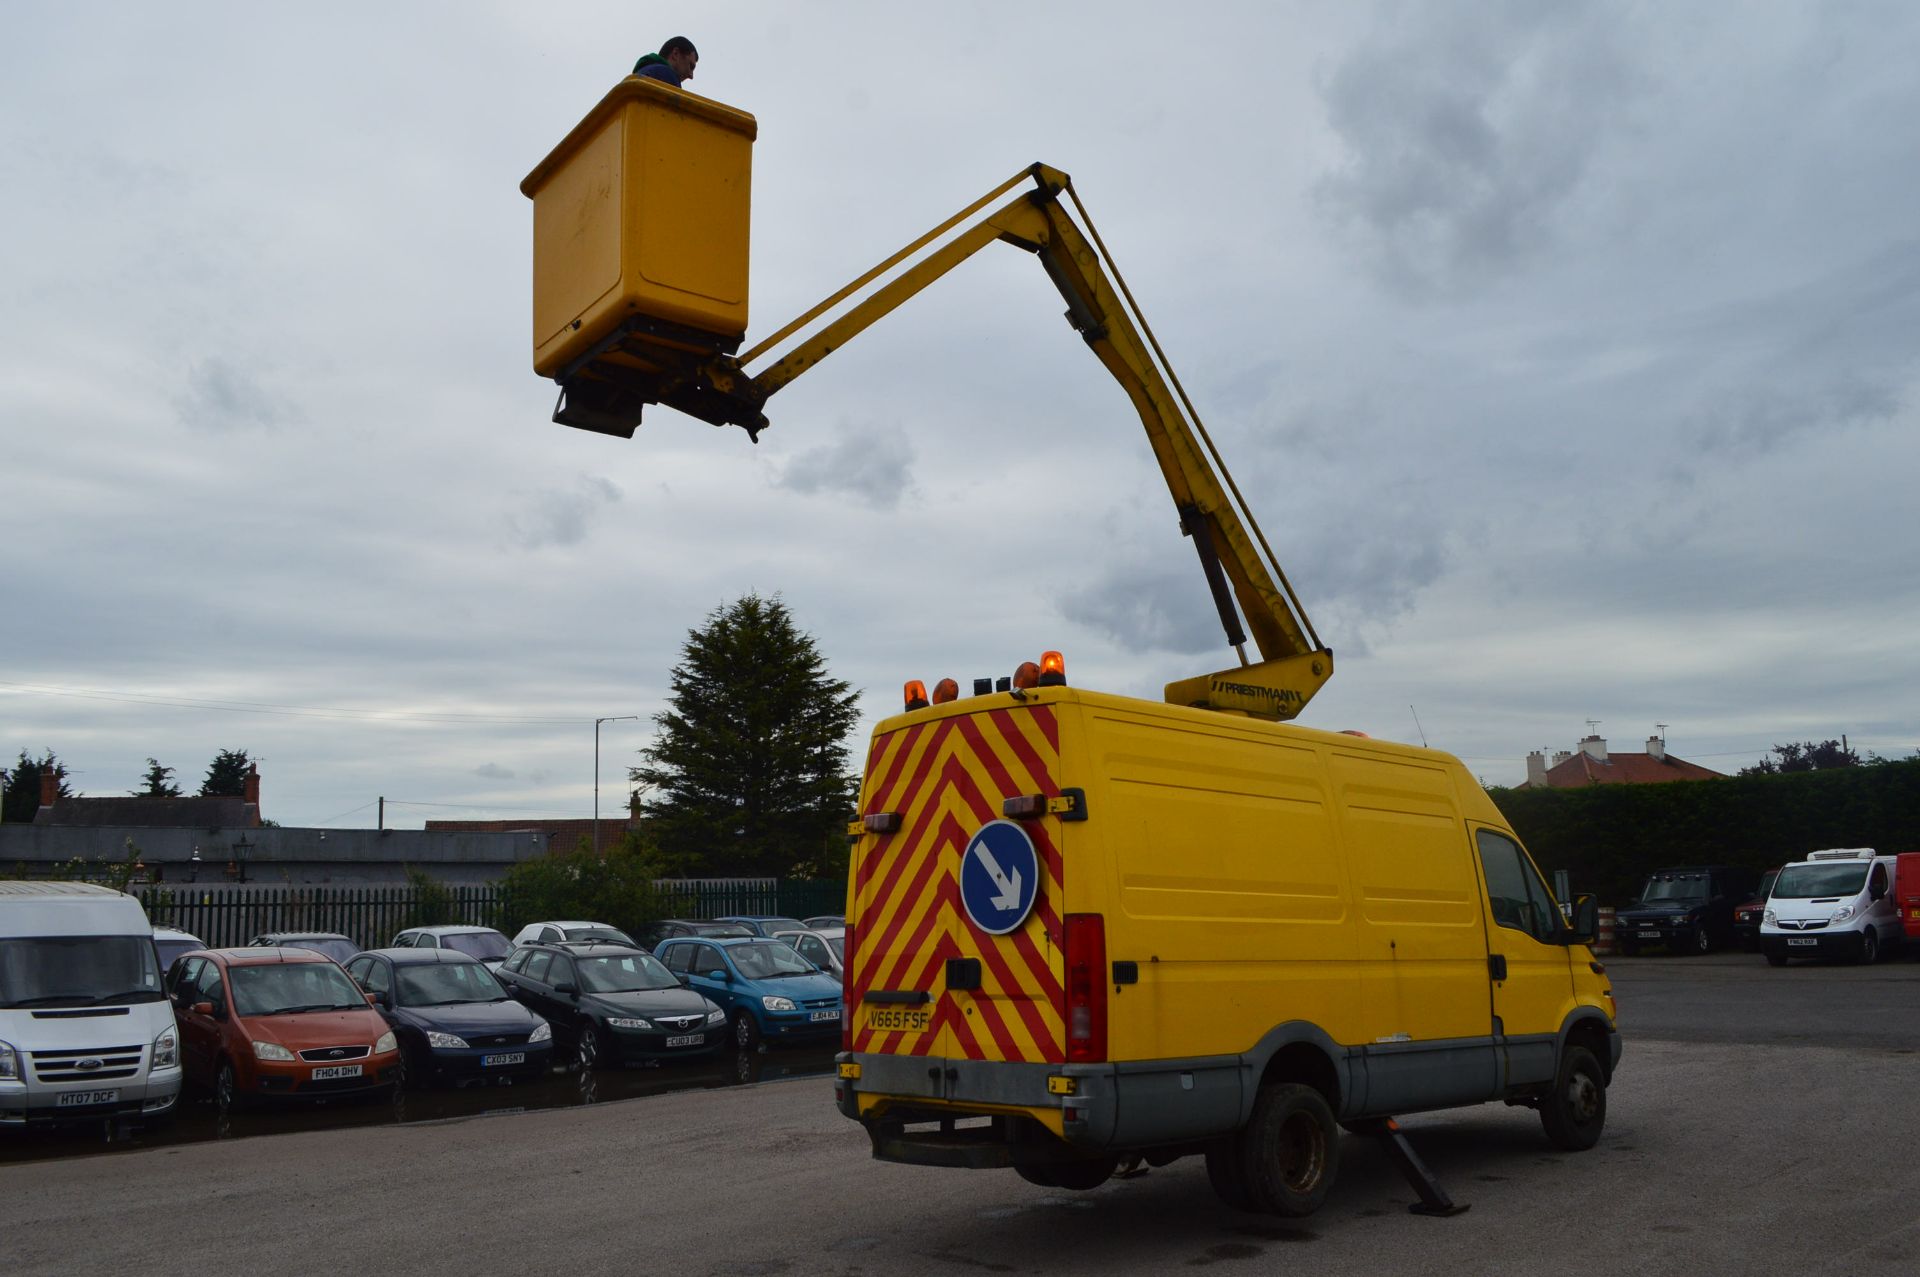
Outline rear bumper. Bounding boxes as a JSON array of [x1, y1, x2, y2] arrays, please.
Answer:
[[0, 1068, 182, 1126], [837, 1050, 1241, 1165]]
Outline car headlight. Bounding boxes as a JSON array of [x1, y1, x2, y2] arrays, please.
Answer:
[[425, 1031, 469, 1049], [151, 1027, 179, 1069], [253, 1041, 295, 1062], [1832, 905, 1855, 922], [1763, 910, 1777, 925], [375, 1031, 398, 1055], [0, 1040, 19, 1081], [607, 1017, 652, 1030], [529, 1021, 552, 1043], [762, 996, 797, 1012], [706, 1008, 727, 1026]]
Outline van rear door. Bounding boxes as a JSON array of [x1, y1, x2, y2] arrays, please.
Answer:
[[847, 704, 1067, 1094]]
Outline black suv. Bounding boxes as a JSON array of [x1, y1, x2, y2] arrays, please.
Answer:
[[1615, 865, 1761, 956], [494, 941, 726, 1069]]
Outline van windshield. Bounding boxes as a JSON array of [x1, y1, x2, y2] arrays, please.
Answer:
[[0, 936, 164, 1008], [1637, 873, 1709, 903], [1773, 864, 1868, 899]]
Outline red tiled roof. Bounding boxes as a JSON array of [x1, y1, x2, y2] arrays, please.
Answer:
[[1529, 751, 1723, 788]]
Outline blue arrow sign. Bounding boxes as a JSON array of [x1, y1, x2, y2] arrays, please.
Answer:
[[960, 819, 1040, 936]]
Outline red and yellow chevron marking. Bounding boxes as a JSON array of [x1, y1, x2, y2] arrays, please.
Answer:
[[849, 705, 1065, 1064]]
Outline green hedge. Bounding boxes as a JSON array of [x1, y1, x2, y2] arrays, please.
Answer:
[[1490, 759, 1920, 906]]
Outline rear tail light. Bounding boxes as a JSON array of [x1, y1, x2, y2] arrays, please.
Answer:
[[1064, 913, 1107, 1063]]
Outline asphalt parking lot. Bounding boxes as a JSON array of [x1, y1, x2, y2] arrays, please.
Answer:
[[4, 953, 1917, 1276]]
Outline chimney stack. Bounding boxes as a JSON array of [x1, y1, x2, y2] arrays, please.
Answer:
[[243, 764, 260, 807], [39, 771, 59, 810], [1526, 750, 1548, 787], [1580, 734, 1608, 763], [1552, 750, 1572, 768], [1646, 733, 1666, 762]]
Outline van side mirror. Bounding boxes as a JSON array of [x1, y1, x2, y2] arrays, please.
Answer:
[[1566, 895, 1599, 945]]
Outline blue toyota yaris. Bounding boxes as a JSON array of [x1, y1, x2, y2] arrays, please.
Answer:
[[655, 936, 842, 1049]]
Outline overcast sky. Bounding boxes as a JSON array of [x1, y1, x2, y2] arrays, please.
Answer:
[[3, 2, 1916, 827]]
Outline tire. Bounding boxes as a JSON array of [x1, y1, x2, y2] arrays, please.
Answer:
[[1859, 929, 1879, 965], [215, 1059, 243, 1114], [1539, 1045, 1606, 1151], [1014, 1164, 1060, 1189], [1237, 1083, 1338, 1217], [1048, 1157, 1118, 1191], [1765, 951, 1788, 967], [574, 1026, 601, 1072], [732, 1009, 761, 1049], [1693, 927, 1713, 956], [1205, 1138, 1258, 1211]]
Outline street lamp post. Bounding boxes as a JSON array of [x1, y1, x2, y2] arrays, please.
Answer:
[[594, 715, 640, 857]]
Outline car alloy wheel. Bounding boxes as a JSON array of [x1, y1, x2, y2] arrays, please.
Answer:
[[216, 1060, 239, 1113], [732, 1009, 760, 1049], [575, 1027, 599, 1071]]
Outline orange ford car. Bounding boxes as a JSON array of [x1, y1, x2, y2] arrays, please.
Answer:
[[167, 948, 401, 1111]]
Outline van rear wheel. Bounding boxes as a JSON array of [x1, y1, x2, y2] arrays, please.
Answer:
[[1539, 1045, 1606, 1151], [1237, 1082, 1338, 1217], [1205, 1138, 1258, 1211]]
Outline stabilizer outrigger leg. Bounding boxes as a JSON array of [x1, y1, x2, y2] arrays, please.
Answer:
[[1348, 1117, 1470, 1217]]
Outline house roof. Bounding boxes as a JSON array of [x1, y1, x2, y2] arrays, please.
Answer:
[[34, 796, 260, 828], [1529, 751, 1723, 789]]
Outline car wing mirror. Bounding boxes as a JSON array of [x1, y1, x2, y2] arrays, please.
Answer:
[[1565, 895, 1599, 945], [555, 983, 579, 998], [707, 970, 728, 982], [191, 1001, 214, 1016]]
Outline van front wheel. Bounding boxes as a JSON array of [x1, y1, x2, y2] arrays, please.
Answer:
[[1859, 929, 1879, 965], [1539, 1045, 1606, 1151], [1238, 1083, 1338, 1217]]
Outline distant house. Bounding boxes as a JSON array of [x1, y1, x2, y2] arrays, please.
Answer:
[[1522, 734, 1722, 789], [33, 766, 263, 828], [425, 817, 640, 857]]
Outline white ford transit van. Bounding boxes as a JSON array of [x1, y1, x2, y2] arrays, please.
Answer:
[[1760, 849, 1901, 966], [0, 882, 182, 1126]]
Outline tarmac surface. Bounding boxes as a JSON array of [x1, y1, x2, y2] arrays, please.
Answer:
[[3, 952, 1917, 1275]]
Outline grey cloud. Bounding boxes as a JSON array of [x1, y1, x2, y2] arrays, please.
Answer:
[[1696, 377, 1900, 461], [773, 424, 915, 510], [1314, 4, 1643, 297], [509, 476, 622, 550], [472, 763, 514, 780], [174, 358, 302, 432], [1061, 562, 1227, 657]]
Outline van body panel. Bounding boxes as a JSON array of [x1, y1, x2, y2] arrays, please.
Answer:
[[1761, 850, 1902, 961], [839, 688, 1619, 1165]]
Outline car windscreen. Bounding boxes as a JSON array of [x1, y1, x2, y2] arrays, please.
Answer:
[[694, 924, 753, 937], [0, 936, 164, 1009], [577, 953, 678, 993], [1637, 873, 1710, 903], [1772, 863, 1869, 899], [440, 931, 511, 961], [396, 961, 507, 1006], [729, 941, 816, 980], [760, 918, 806, 936], [563, 927, 634, 945], [827, 935, 844, 960], [154, 939, 204, 970], [283, 938, 359, 965], [230, 961, 368, 1015]]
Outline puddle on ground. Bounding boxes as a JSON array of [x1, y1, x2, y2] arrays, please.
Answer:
[[0, 1043, 837, 1165]]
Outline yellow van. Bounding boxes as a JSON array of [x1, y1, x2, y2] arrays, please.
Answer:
[[834, 671, 1620, 1216]]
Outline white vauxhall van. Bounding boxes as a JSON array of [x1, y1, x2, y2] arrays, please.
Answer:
[[1760, 849, 1901, 966], [0, 882, 182, 1126]]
